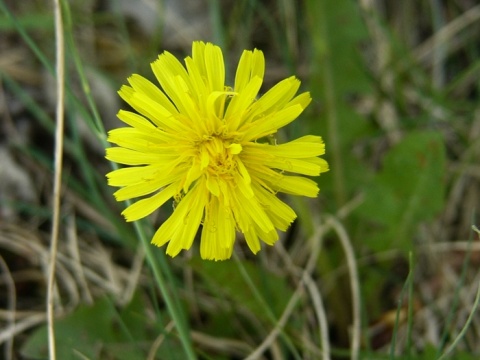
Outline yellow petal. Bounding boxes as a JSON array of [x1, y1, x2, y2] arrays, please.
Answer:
[[179, 181, 208, 250], [122, 183, 177, 221], [243, 229, 261, 254], [118, 84, 134, 103], [242, 104, 304, 141], [236, 190, 274, 233], [250, 135, 326, 158], [117, 110, 155, 131], [234, 49, 265, 92], [106, 147, 163, 165], [107, 164, 164, 187], [127, 92, 187, 133], [192, 41, 207, 79], [204, 42, 225, 92], [200, 197, 234, 260], [236, 158, 251, 184], [113, 169, 183, 201], [267, 157, 325, 176], [228, 143, 242, 154], [166, 182, 208, 257], [152, 182, 200, 248], [256, 226, 278, 246], [276, 176, 320, 198], [245, 76, 300, 122], [151, 52, 196, 115], [252, 182, 297, 231], [107, 128, 173, 152], [287, 91, 312, 109], [127, 74, 178, 115], [184, 56, 208, 112], [206, 174, 220, 197], [234, 172, 254, 198], [183, 162, 202, 192], [225, 76, 262, 129]]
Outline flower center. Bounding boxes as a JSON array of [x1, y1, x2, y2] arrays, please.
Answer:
[[198, 135, 242, 178]]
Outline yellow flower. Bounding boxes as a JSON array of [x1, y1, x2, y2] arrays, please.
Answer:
[[106, 41, 328, 260]]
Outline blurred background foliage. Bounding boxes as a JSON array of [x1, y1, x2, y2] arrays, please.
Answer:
[[1, 0, 480, 359]]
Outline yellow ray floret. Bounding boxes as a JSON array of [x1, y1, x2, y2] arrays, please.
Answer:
[[105, 41, 329, 260]]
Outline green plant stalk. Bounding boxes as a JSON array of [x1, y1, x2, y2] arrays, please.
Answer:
[[305, 0, 351, 343], [134, 221, 197, 359], [307, 0, 347, 208], [406, 252, 415, 359], [208, 0, 225, 55], [389, 262, 413, 359]]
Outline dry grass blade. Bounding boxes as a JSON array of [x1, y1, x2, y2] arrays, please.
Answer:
[[0, 255, 15, 360], [47, 0, 65, 359], [327, 216, 361, 360], [244, 287, 303, 360], [301, 271, 330, 360], [147, 321, 175, 360], [65, 213, 93, 304], [0, 313, 47, 344], [414, 4, 480, 65], [190, 331, 254, 358], [276, 227, 331, 360]]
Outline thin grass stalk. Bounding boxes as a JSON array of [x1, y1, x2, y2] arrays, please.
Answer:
[[429, 0, 447, 89], [133, 221, 197, 360], [436, 223, 475, 357], [47, 0, 65, 359], [437, 281, 480, 360]]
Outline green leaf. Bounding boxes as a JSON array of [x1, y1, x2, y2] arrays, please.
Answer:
[[20, 295, 159, 360], [21, 298, 117, 360], [359, 131, 446, 251]]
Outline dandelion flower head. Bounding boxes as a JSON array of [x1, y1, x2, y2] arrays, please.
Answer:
[[106, 41, 329, 260]]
